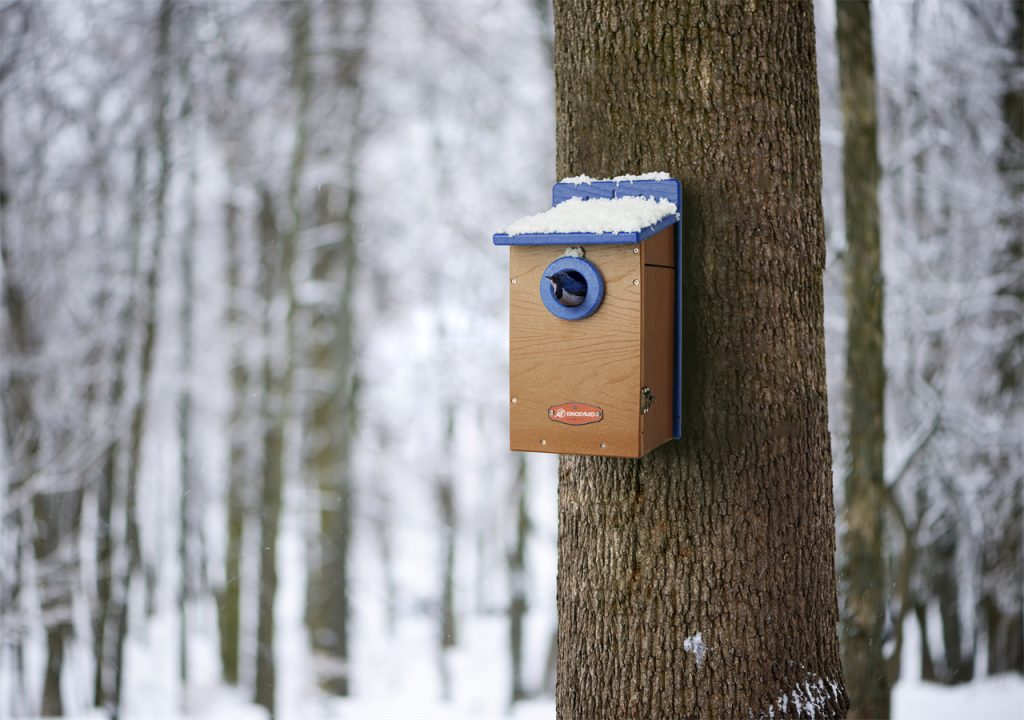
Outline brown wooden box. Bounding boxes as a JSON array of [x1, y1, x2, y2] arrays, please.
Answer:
[[505, 226, 676, 458]]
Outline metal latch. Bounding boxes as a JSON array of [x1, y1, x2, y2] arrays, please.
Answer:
[[641, 386, 655, 414]]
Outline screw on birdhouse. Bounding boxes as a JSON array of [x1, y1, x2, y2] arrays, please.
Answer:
[[633, 247, 640, 254], [540, 438, 547, 446], [511, 396, 518, 405], [633, 278, 640, 286], [600, 442, 607, 449], [511, 278, 518, 285]]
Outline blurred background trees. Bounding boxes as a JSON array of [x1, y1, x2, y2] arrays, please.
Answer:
[[0, 0, 1020, 717]]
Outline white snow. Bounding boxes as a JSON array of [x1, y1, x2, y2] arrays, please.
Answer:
[[559, 174, 597, 185], [559, 171, 672, 184], [763, 674, 842, 720], [504, 196, 677, 236], [611, 171, 672, 182], [682, 632, 706, 669], [892, 676, 1024, 720]]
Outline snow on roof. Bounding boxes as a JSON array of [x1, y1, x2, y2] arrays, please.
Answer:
[[504, 195, 677, 236], [560, 171, 672, 185]]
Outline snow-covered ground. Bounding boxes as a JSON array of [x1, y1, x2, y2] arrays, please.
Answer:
[[17, 514, 1021, 720], [176, 677, 1024, 720], [893, 676, 1024, 720], [50, 677, 1024, 720]]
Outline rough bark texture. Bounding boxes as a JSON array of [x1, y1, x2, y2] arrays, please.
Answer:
[[303, 0, 372, 695], [218, 198, 246, 686], [552, 2, 847, 718], [834, 2, 888, 717], [508, 454, 531, 705], [987, 0, 1024, 676], [254, 189, 284, 716]]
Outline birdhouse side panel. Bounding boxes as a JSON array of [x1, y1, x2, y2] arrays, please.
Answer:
[[641, 264, 676, 455], [509, 245, 642, 457], [640, 225, 676, 268]]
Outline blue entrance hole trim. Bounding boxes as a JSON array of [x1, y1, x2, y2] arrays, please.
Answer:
[[540, 256, 605, 321]]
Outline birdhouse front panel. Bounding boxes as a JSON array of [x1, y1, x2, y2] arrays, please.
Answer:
[[510, 243, 643, 456], [494, 175, 683, 459]]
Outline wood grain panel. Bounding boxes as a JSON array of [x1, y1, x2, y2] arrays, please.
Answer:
[[509, 245, 642, 457], [640, 225, 675, 267], [641, 266, 675, 455]]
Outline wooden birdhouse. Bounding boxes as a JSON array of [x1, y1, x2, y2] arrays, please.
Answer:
[[493, 175, 682, 458]]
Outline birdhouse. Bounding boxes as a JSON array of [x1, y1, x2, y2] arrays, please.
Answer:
[[493, 175, 682, 458]]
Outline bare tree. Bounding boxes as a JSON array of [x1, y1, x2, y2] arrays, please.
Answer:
[[835, 1, 888, 716], [303, 0, 374, 696]]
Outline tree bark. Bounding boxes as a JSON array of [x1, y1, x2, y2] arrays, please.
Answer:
[[986, 0, 1024, 678], [254, 189, 284, 716], [218, 197, 247, 686], [508, 454, 530, 705], [552, 2, 847, 717], [835, 1, 889, 717], [255, 4, 312, 709], [177, 91, 198, 706], [94, 141, 146, 713], [112, 3, 173, 715], [303, 0, 372, 692], [436, 404, 458, 702]]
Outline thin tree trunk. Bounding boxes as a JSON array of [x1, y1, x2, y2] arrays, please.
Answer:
[[177, 90, 199, 706], [552, 2, 847, 717], [436, 404, 458, 703], [987, 0, 1024, 678], [254, 189, 284, 716], [254, 5, 311, 706], [0, 8, 37, 713], [935, 531, 970, 683], [112, 3, 173, 715], [218, 197, 247, 686], [177, 160, 193, 705], [508, 454, 530, 705], [915, 602, 937, 682], [305, 181, 357, 695], [303, 0, 372, 696], [835, 1, 889, 716], [94, 141, 146, 713]]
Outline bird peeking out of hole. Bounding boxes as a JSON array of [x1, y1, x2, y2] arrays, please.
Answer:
[[546, 270, 588, 307]]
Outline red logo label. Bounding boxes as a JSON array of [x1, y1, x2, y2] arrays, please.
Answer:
[[548, 402, 604, 426]]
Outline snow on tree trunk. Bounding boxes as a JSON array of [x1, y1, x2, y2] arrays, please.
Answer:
[[551, 1, 847, 717]]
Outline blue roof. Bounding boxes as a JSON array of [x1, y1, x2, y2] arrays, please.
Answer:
[[492, 177, 682, 247]]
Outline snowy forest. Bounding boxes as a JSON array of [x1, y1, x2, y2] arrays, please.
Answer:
[[0, 0, 1020, 718]]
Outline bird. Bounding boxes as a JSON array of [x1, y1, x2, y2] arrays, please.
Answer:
[[546, 269, 588, 307]]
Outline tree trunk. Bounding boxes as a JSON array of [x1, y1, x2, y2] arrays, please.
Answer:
[[305, 181, 357, 696], [303, 0, 372, 696], [436, 404, 457, 703], [914, 602, 936, 682], [218, 197, 248, 686], [0, 27, 39, 711], [112, 3, 173, 714], [987, 0, 1024, 679], [177, 95, 198, 707], [254, 189, 285, 716], [835, 1, 889, 717], [254, 4, 312, 714], [508, 454, 530, 705], [94, 142, 146, 713], [552, 2, 847, 717]]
